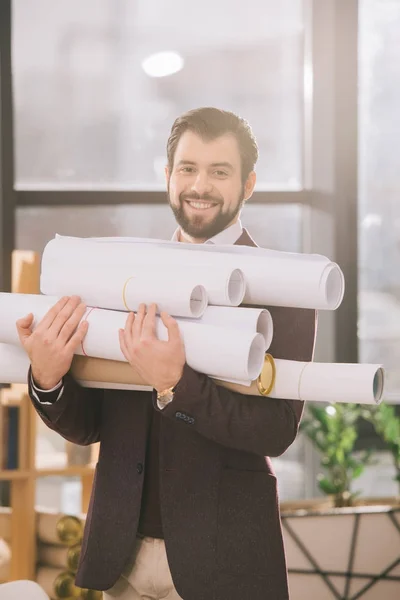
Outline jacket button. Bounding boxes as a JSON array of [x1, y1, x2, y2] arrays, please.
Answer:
[[136, 463, 143, 474]]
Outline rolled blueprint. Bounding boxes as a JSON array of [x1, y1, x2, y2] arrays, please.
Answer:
[[41, 254, 245, 311], [0, 344, 384, 405], [38, 543, 81, 572], [42, 266, 210, 318], [43, 235, 345, 310], [0, 293, 265, 383], [36, 511, 84, 546], [180, 305, 273, 351], [36, 567, 82, 599]]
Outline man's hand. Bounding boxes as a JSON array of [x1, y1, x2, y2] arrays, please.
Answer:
[[119, 303, 185, 393], [16, 296, 89, 390]]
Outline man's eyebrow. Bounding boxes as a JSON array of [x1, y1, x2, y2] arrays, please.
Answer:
[[176, 160, 197, 166], [176, 160, 235, 170], [209, 162, 234, 170]]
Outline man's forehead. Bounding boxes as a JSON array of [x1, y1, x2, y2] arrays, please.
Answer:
[[174, 131, 241, 166]]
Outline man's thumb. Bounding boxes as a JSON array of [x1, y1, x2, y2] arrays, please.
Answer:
[[16, 313, 34, 340]]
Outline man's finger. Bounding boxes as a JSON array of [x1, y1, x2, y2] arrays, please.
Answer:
[[118, 329, 130, 361], [16, 313, 34, 342], [57, 303, 88, 344], [124, 312, 135, 345], [131, 304, 146, 340], [160, 312, 181, 342], [141, 303, 157, 341], [34, 297, 70, 332], [65, 320, 89, 354], [47, 296, 83, 338]]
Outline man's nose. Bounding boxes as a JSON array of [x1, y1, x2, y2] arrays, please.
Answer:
[[191, 173, 213, 196]]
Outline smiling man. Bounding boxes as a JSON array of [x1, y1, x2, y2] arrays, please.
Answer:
[[166, 110, 256, 243], [18, 107, 317, 600]]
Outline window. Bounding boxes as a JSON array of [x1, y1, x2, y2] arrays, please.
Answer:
[[12, 0, 305, 189], [358, 0, 400, 402]]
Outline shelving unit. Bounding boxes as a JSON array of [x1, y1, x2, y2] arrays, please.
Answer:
[[0, 250, 95, 581]]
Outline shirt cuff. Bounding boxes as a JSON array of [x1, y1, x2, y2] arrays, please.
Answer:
[[156, 396, 174, 410], [31, 375, 64, 405]]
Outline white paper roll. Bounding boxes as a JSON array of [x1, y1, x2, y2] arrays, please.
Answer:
[[0, 293, 264, 383], [180, 305, 273, 351], [268, 360, 385, 405], [45, 235, 344, 310], [41, 241, 245, 309], [0, 342, 30, 383], [41, 265, 208, 318]]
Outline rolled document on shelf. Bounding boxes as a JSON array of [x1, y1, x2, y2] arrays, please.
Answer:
[[36, 567, 82, 599], [38, 543, 81, 572], [0, 293, 265, 384], [0, 343, 385, 405], [44, 235, 344, 310], [36, 510, 84, 546], [180, 305, 274, 351]]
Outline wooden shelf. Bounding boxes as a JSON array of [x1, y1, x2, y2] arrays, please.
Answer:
[[0, 470, 31, 480], [0, 251, 97, 582], [35, 466, 95, 478]]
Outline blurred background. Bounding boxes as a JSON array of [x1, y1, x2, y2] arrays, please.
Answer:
[[0, 0, 399, 521]]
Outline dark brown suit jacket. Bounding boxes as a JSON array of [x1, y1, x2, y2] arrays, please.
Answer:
[[29, 229, 317, 600]]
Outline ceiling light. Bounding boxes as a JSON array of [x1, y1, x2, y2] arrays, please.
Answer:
[[142, 51, 184, 78]]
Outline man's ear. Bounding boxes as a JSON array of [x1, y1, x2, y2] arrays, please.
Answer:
[[165, 165, 170, 186], [243, 171, 256, 202]]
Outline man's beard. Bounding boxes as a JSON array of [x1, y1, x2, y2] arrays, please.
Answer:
[[168, 188, 245, 240]]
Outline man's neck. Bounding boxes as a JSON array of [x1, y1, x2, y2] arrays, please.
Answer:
[[177, 230, 206, 244], [178, 218, 240, 245]]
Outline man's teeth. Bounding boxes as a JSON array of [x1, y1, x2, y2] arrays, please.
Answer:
[[188, 201, 215, 209]]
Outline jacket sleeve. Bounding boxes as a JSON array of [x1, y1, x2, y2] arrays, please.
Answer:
[[155, 307, 317, 457], [28, 366, 103, 446]]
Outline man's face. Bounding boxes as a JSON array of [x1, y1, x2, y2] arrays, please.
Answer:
[[167, 131, 255, 241]]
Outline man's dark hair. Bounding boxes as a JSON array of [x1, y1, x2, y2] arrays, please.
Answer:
[[167, 107, 259, 183]]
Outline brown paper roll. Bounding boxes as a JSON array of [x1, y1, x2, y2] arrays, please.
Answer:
[[36, 566, 81, 599], [37, 511, 83, 546], [71, 354, 276, 397], [38, 543, 81, 572]]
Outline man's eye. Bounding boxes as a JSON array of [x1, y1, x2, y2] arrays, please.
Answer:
[[214, 170, 228, 177], [181, 167, 194, 173]]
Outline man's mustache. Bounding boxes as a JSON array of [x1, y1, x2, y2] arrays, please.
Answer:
[[181, 193, 221, 205]]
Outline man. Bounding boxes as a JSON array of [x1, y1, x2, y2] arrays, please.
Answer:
[[16, 108, 316, 600]]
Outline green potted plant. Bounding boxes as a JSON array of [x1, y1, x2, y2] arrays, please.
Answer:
[[300, 403, 372, 507], [361, 402, 400, 497]]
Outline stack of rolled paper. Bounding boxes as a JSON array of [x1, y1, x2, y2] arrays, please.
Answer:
[[0, 235, 386, 404], [36, 509, 101, 600]]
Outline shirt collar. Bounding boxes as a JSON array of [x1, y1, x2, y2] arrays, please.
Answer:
[[171, 219, 243, 245]]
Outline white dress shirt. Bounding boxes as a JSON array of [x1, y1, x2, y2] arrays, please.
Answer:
[[32, 219, 244, 404]]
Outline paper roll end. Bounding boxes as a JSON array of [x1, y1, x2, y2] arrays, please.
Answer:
[[190, 285, 208, 317], [373, 367, 385, 404], [227, 268, 245, 306], [325, 264, 345, 310], [256, 354, 276, 396]]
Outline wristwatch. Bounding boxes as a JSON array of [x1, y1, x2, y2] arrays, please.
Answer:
[[156, 385, 176, 409]]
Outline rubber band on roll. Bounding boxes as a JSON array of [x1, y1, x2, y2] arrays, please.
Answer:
[[122, 277, 134, 311], [256, 354, 276, 396]]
